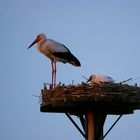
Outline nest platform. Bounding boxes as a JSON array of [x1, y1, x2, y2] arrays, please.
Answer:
[[40, 83, 140, 115]]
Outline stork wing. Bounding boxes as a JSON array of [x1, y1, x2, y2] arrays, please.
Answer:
[[53, 51, 81, 67]]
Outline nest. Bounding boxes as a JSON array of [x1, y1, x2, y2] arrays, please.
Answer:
[[40, 83, 140, 115]]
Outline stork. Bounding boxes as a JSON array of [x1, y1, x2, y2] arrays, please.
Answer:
[[87, 74, 115, 84], [28, 33, 81, 88]]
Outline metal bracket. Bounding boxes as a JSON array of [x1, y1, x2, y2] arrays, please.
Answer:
[[65, 113, 86, 138]]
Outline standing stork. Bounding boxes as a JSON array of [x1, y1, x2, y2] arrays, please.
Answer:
[[28, 33, 81, 88]]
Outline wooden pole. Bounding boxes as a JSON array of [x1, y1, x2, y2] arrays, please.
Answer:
[[87, 110, 95, 140], [86, 111, 106, 140]]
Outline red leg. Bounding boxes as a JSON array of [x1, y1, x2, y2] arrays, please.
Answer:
[[51, 61, 54, 88], [51, 61, 57, 89], [54, 62, 57, 87]]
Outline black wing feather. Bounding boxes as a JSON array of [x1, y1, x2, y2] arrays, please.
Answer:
[[53, 51, 81, 67]]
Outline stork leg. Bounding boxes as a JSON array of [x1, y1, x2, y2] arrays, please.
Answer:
[[51, 61, 57, 89], [51, 61, 54, 88], [54, 61, 57, 87]]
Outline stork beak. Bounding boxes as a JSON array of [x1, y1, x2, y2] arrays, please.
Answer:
[[27, 37, 40, 49], [86, 77, 91, 83], [86, 79, 90, 83]]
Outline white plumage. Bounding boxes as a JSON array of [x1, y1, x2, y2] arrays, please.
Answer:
[[87, 74, 115, 84], [28, 33, 81, 88]]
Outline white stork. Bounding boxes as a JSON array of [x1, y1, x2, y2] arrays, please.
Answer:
[[28, 33, 81, 88], [87, 74, 115, 84]]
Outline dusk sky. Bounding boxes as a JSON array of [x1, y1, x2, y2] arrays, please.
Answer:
[[1, 0, 140, 140]]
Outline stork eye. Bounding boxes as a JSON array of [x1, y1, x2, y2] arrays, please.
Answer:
[[37, 35, 40, 39]]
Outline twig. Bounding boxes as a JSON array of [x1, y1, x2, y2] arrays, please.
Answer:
[[127, 76, 140, 83], [72, 80, 74, 85], [32, 95, 42, 104], [82, 75, 88, 80], [119, 78, 133, 84], [43, 83, 51, 86]]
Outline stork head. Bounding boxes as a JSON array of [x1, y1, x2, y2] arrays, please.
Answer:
[[86, 75, 96, 83], [28, 33, 46, 49]]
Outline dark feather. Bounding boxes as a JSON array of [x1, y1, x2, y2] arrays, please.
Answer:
[[53, 52, 81, 67]]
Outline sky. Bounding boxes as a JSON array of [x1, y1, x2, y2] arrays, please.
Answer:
[[0, 0, 140, 140]]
